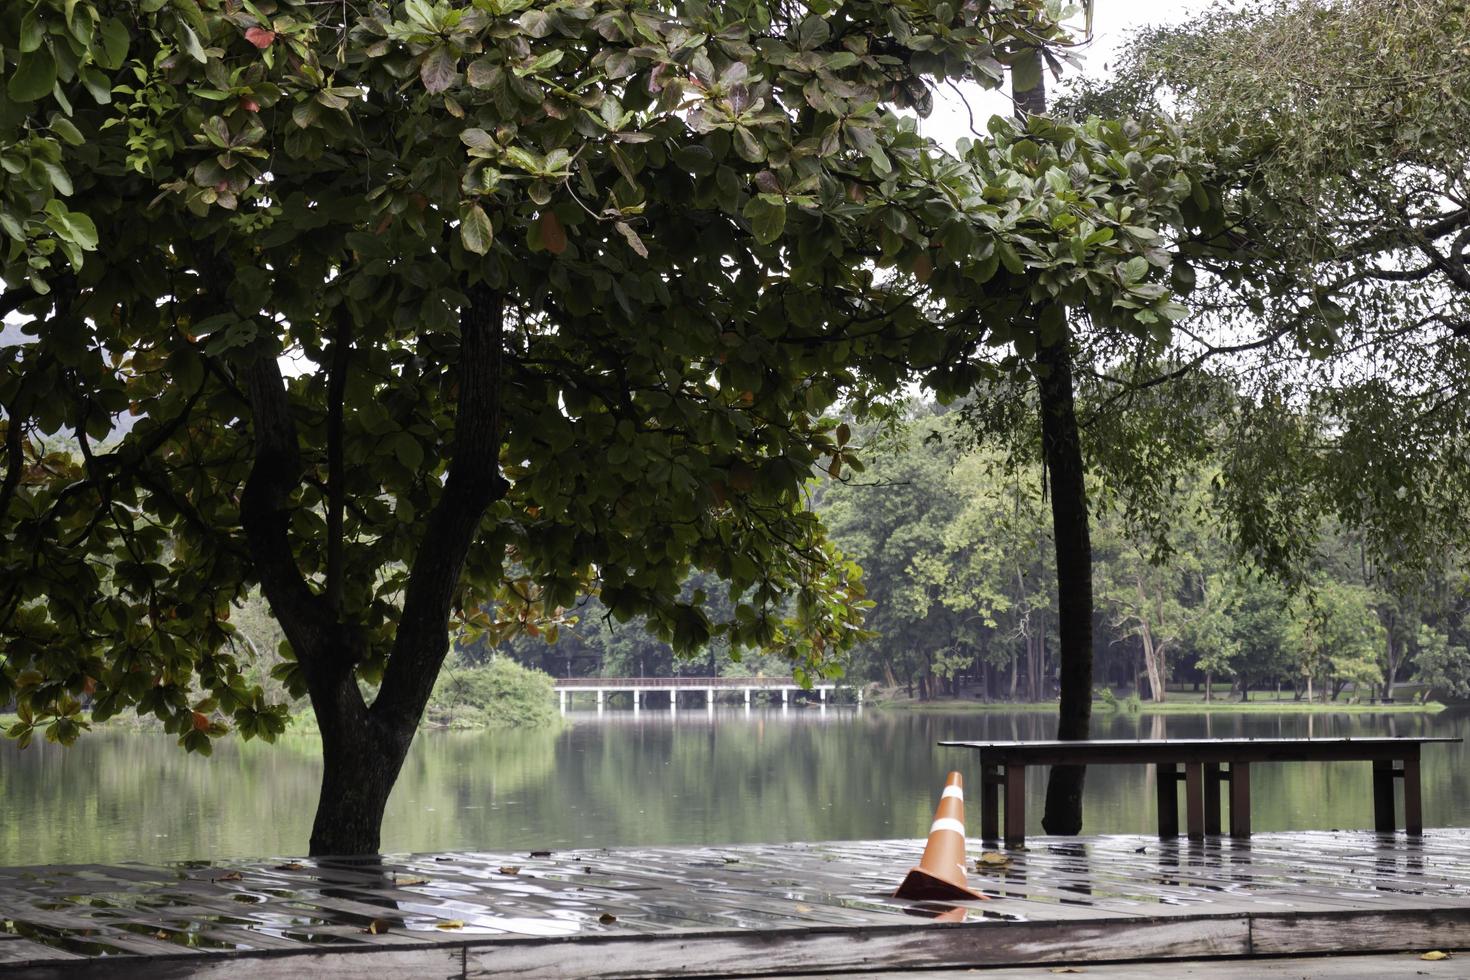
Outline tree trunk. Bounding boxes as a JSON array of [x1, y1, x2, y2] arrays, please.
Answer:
[[238, 283, 507, 856], [1205, 669, 1212, 703], [1037, 326, 1093, 835]]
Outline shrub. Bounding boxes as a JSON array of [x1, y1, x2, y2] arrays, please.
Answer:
[[425, 657, 559, 730]]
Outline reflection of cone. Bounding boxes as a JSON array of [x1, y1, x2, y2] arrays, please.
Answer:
[[894, 772, 984, 901]]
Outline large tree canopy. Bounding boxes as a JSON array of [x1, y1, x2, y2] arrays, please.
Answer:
[[2, 0, 1211, 851], [1069, 0, 1470, 579]]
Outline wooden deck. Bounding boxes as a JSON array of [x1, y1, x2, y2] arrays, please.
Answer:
[[2, 831, 1468, 977]]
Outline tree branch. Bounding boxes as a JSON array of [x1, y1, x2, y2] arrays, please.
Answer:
[[373, 283, 509, 730]]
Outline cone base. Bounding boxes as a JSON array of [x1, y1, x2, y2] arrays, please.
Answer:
[[892, 866, 984, 902]]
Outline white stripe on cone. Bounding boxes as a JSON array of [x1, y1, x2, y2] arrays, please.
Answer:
[[941, 785, 964, 801], [929, 817, 966, 836]]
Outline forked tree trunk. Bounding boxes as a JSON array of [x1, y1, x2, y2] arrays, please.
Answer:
[[240, 283, 507, 855]]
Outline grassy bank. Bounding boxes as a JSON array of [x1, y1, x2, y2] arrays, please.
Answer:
[[876, 696, 1447, 714]]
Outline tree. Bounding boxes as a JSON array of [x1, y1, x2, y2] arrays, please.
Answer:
[[2, 0, 1084, 854], [1285, 580, 1384, 702], [1074, 0, 1470, 585]]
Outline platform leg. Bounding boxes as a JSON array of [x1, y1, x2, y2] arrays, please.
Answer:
[[980, 764, 1001, 844], [1004, 764, 1026, 847], [1228, 762, 1251, 838], [1372, 759, 1396, 832], [1156, 763, 1180, 837], [1184, 763, 1205, 840], [1403, 750, 1423, 836], [1204, 763, 1222, 836]]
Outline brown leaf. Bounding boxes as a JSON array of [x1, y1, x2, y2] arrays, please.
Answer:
[[154, 930, 170, 940], [365, 919, 392, 935], [529, 850, 552, 858], [214, 871, 243, 882], [598, 912, 617, 924], [1049, 969, 1085, 975], [614, 221, 647, 258], [394, 876, 429, 887], [273, 862, 304, 871], [539, 211, 567, 255], [498, 866, 521, 875], [244, 27, 276, 49], [435, 919, 465, 930]]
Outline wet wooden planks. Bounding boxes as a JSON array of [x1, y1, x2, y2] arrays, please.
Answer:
[[1, 831, 1469, 977]]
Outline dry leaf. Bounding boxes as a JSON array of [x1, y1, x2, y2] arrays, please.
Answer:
[[794, 904, 813, 913], [598, 912, 617, 924], [722, 857, 740, 864], [395, 876, 429, 886], [1421, 951, 1451, 961], [365, 919, 392, 935], [498, 866, 521, 875], [435, 920, 465, 930], [529, 850, 551, 858], [154, 930, 170, 940], [274, 862, 304, 871], [214, 871, 243, 882], [1050, 969, 1085, 975]]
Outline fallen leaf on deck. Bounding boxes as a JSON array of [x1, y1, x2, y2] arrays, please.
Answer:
[[498, 866, 521, 875], [395, 876, 429, 886], [975, 852, 1010, 869], [365, 919, 392, 935], [435, 920, 465, 930], [1421, 951, 1451, 960], [722, 857, 740, 864], [154, 930, 169, 940], [214, 871, 243, 882], [794, 904, 813, 913], [1050, 969, 1085, 974], [274, 863, 304, 871], [599, 912, 617, 924], [530, 850, 551, 858]]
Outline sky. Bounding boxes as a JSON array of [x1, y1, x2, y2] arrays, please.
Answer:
[[921, 0, 1216, 150]]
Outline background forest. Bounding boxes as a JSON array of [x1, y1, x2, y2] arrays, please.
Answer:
[[478, 392, 1470, 707]]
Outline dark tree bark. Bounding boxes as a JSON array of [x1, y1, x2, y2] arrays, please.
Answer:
[[239, 284, 507, 855], [1037, 333, 1093, 835], [1010, 46, 1093, 835]]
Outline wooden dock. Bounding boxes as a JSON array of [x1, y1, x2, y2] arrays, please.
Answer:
[[2, 831, 1468, 977]]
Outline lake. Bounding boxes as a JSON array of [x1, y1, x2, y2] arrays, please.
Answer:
[[2, 705, 1466, 865]]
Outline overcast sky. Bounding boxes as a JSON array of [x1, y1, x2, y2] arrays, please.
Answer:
[[922, 0, 1218, 150]]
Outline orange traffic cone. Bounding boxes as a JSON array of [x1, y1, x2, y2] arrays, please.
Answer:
[[894, 772, 985, 902]]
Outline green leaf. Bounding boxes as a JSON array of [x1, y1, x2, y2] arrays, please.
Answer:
[[8, 48, 58, 103], [459, 203, 493, 254], [1011, 52, 1042, 94], [49, 116, 85, 146], [741, 196, 786, 245], [98, 18, 131, 69]]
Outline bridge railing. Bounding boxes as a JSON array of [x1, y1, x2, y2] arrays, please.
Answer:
[[553, 676, 804, 689]]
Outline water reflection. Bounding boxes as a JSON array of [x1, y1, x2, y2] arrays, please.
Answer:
[[2, 706, 1466, 865]]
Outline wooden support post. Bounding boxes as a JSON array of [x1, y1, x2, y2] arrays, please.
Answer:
[[1403, 749, 1423, 836], [1184, 763, 1205, 840], [1373, 759, 1396, 833], [980, 764, 1001, 844], [1156, 763, 1179, 838], [1004, 764, 1026, 847], [1228, 762, 1251, 838], [1204, 763, 1222, 836]]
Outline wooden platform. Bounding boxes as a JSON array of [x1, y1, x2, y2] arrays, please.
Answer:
[[2, 831, 1468, 978]]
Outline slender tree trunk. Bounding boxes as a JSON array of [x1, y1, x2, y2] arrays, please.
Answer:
[[1010, 52, 1092, 834], [1037, 326, 1093, 834], [1205, 669, 1212, 703]]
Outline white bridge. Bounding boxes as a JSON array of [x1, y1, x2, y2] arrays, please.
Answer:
[[552, 676, 860, 712]]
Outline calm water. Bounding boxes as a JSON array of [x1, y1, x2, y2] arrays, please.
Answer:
[[2, 706, 1466, 865]]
